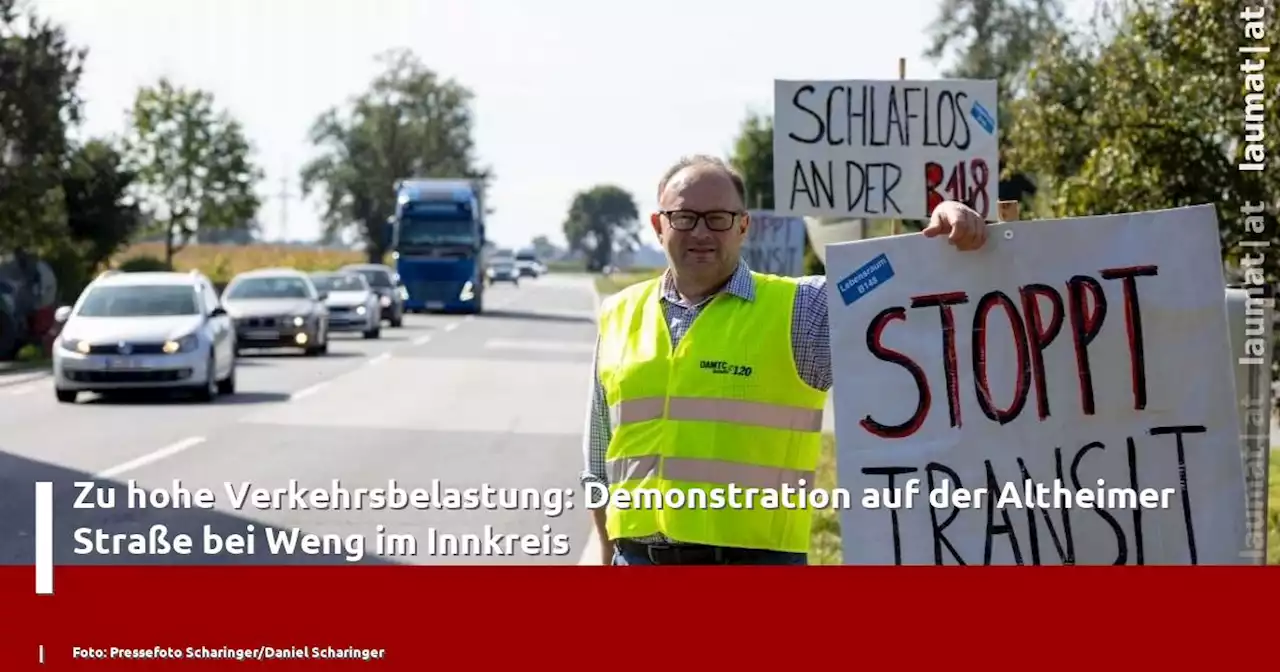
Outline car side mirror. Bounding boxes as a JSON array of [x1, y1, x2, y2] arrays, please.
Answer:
[[209, 307, 227, 318], [317, 291, 329, 301], [54, 305, 72, 323]]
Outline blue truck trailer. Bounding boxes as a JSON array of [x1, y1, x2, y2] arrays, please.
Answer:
[[387, 178, 487, 314]]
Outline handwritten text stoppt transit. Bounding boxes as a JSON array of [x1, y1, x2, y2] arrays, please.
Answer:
[[825, 206, 1248, 565]]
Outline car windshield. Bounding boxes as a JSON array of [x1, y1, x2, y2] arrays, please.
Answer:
[[348, 269, 393, 288], [225, 276, 311, 299], [77, 285, 199, 317], [312, 274, 367, 292]]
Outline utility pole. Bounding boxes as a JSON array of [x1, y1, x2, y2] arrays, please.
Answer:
[[269, 173, 297, 242]]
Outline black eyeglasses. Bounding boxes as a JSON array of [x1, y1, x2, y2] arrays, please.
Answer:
[[659, 209, 743, 232]]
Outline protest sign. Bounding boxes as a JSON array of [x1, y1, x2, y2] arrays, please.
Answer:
[[773, 79, 999, 221], [742, 211, 806, 276], [826, 205, 1247, 565]]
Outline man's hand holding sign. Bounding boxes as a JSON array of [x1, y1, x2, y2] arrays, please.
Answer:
[[921, 202, 988, 251]]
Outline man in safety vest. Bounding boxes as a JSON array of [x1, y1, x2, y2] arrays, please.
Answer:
[[580, 155, 989, 565]]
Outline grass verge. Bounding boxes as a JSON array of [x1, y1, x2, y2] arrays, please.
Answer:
[[810, 434, 842, 565], [0, 345, 51, 375], [545, 260, 587, 273], [593, 269, 664, 296]]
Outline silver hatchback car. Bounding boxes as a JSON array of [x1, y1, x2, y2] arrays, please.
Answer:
[[52, 270, 237, 403]]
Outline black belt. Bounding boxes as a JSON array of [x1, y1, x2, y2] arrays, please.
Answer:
[[616, 540, 777, 565]]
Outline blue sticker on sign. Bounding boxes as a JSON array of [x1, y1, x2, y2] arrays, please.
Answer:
[[837, 253, 895, 306], [970, 101, 995, 135]]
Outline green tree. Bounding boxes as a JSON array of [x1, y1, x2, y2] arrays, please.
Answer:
[[925, 0, 1065, 203], [925, 0, 1066, 117], [529, 235, 558, 260], [1005, 0, 1280, 393], [0, 0, 85, 254], [729, 112, 775, 211], [122, 78, 263, 265], [300, 49, 492, 263], [1007, 0, 1279, 271], [727, 112, 827, 275], [563, 185, 640, 271], [62, 138, 142, 277]]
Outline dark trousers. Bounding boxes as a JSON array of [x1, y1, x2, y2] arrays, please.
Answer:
[[612, 540, 808, 566]]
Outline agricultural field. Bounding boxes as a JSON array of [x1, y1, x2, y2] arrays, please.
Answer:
[[114, 243, 372, 285]]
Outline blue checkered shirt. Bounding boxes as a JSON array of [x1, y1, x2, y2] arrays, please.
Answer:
[[580, 260, 831, 545]]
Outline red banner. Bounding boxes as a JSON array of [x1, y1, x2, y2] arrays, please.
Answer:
[[2, 566, 1272, 669]]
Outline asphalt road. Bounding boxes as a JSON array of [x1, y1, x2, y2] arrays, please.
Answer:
[[0, 274, 602, 567]]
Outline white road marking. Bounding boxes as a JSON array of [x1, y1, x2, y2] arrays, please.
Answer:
[[412, 335, 432, 345], [484, 339, 594, 354], [7, 384, 36, 396], [367, 353, 391, 366], [444, 322, 460, 331], [96, 436, 207, 479], [290, 381, 329, 401]]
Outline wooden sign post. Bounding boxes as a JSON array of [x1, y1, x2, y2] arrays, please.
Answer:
[[892, 57, 907, 237]]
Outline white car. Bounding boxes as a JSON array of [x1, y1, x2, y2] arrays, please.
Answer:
[[515, 251, 543, 278], [52, 270, 237, 403], [310, 271, 381, 339], [486, 257, 520, 285]]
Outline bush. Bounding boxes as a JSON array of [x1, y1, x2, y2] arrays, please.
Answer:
[[117, 255, 173, 273], [40, 244, 94, 304]]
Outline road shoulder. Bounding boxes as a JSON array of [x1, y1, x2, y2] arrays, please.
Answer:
[[0, 362, 51, 388]]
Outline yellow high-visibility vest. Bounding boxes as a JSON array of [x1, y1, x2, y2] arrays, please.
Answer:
[[596, 272, 828, 553]]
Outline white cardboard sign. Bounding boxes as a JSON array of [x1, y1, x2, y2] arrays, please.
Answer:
[[742, 211, 806, 276], [773, 79, 1000, 221], [826, 206, 1247, 565]]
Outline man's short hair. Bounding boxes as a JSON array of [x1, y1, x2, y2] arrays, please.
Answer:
[[657, 155, 747, 207]]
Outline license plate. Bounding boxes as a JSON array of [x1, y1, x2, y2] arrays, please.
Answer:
[[105, 356, 141, 370], [426, 301, 445, 309], [246, 330, 280, 340]]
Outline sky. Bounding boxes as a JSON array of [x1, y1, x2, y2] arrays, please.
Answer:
[[33, 0, 1088, 251]]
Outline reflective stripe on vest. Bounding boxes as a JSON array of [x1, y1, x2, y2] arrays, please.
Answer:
[[610, 396, 824, 432], [607, 454, 814, 490]]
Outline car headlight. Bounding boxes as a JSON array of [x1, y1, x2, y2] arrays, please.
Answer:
[[292, 315, 306, 327], [356, 305, 367, 315], [379, 295, 391, 307], [60, 337, 91, 354], [163, 333, 199, 354]]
